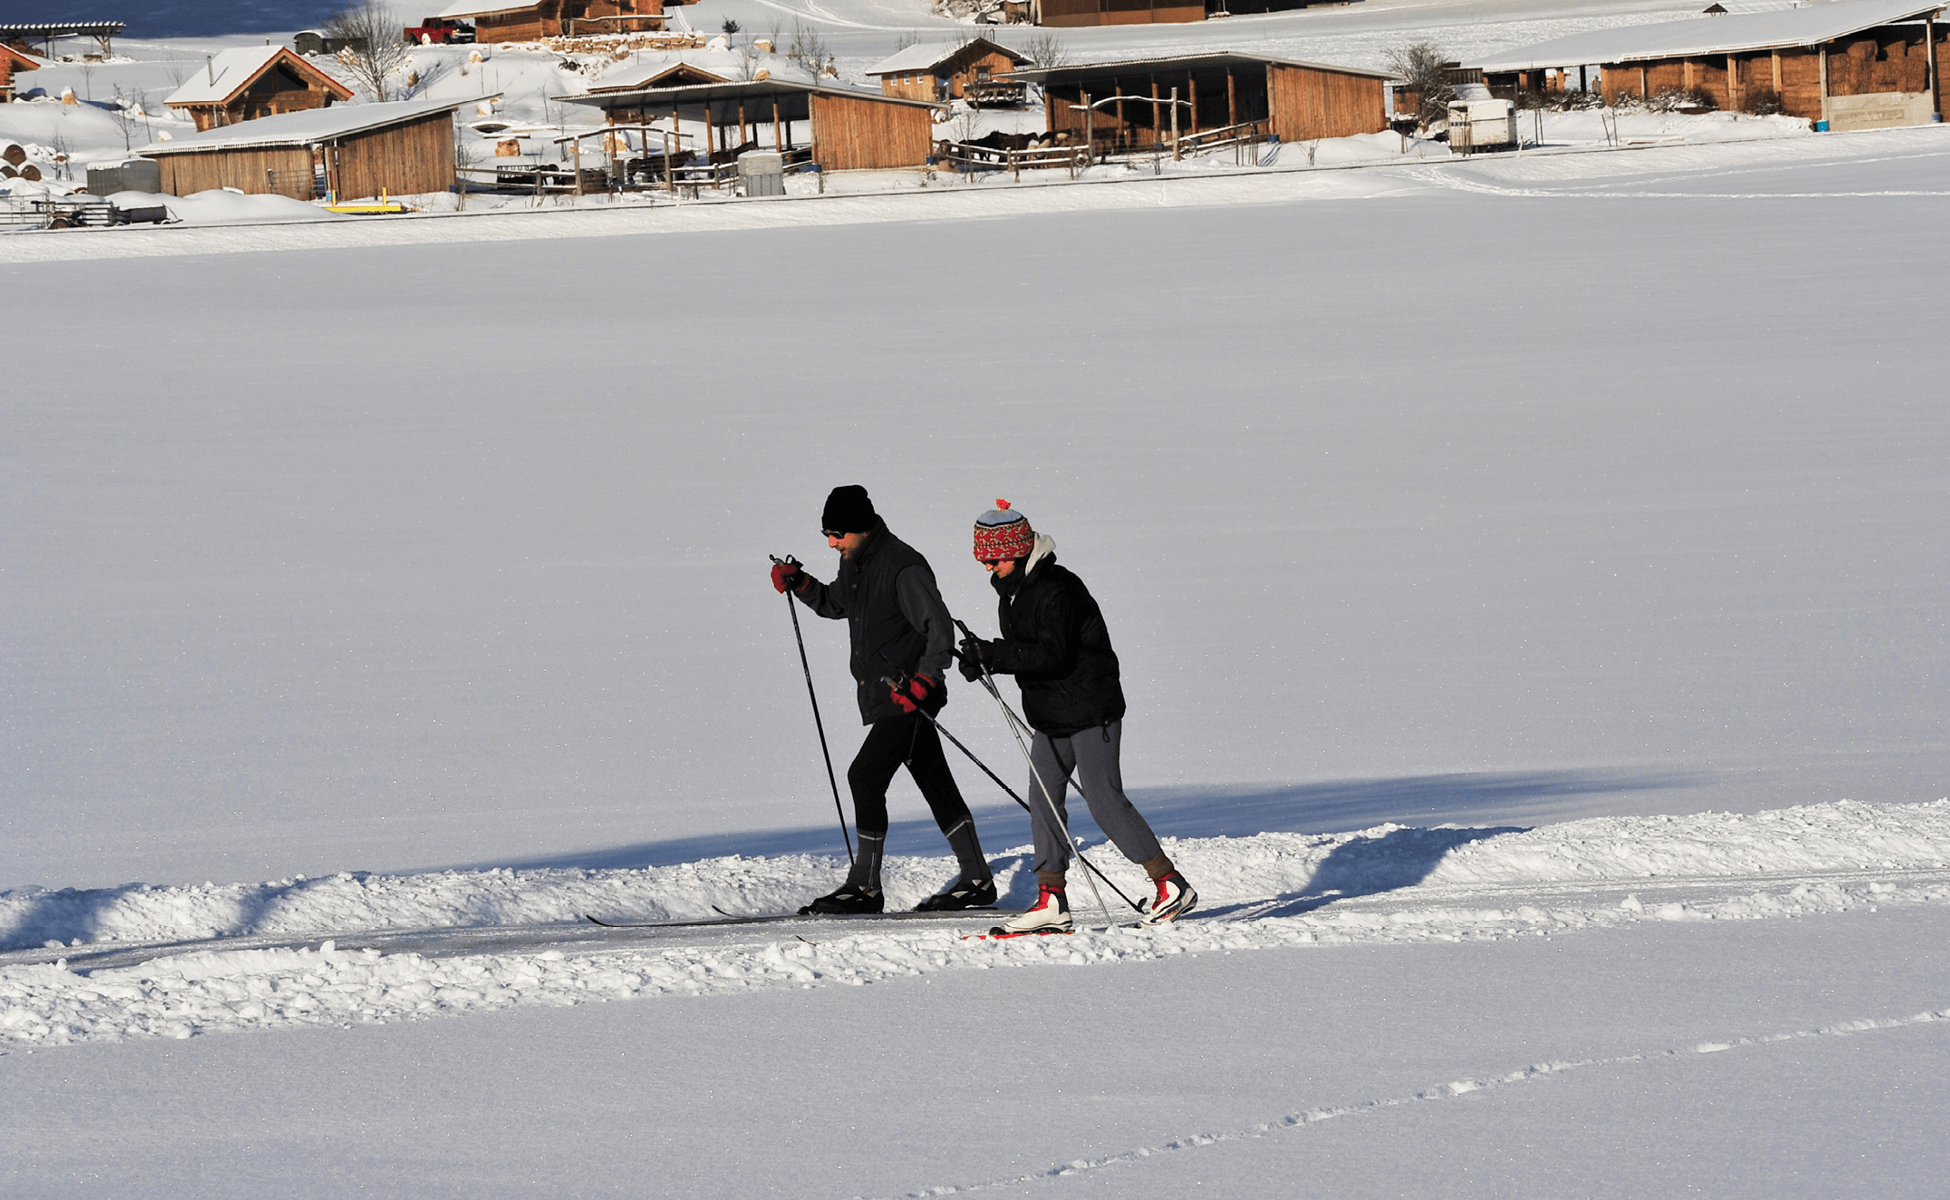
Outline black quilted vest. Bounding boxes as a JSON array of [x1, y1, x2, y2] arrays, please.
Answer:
[[836, 524, 933, 722]]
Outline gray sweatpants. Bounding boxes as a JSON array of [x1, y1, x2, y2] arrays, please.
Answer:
[[1024, 719, 1163, 878]]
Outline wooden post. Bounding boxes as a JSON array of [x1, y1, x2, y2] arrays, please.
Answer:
[[1772, 49, 1782, 94], [774, 99, 782, 150], [1083, 90, 1093, 163], [1150, 78, 1160, 147], [739, 100, 747, 146], [1170, 85, 1180, 160], [1227, 67, 1237, 128], [1727, 53, 1738, 110], [1640, 64, 1649, 101], [1929, 16, 1940, 119], [1189, 72, 1199, 133], [1683, 58, 1694, 90], [575, 134, 584, 196], [1819, 44, 1830, 125]]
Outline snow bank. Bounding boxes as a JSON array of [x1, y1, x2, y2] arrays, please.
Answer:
[[6, 800, 1945, 954], [1, 860, 1945, 1050]]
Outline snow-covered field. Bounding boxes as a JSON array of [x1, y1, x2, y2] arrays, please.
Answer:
[[4, 0, 1950, 1194]]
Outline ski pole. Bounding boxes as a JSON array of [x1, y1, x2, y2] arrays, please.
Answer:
[[938, 641, 1116, 927], [772, 554, 852, 867], [909, 695, 1139, 912]]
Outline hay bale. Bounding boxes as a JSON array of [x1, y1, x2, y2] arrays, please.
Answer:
[[2, 143, 24, 166], [19, 163, 40, 181]]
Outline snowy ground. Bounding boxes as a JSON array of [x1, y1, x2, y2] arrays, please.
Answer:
[[4, 0, 1949, 1193]]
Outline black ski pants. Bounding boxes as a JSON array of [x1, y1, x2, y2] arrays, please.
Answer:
[[847, 712, 973, 839]]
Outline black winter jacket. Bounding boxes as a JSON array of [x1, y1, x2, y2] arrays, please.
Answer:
[[988, 552, 1125, 737], [798, 522, 953, 723]]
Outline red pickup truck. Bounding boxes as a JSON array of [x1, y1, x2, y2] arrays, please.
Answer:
[[402, 17, 475, 44]]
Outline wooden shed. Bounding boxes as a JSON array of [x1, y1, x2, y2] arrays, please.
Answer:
[[0, 42, 39, 104], [1472, 0, 1945, 128], [139, 99, 468, 201], [436, 0, 688, 41], [1031, 0, 1205, 27], [163, 45, 354, 132], [1011, 52, 1392, 152], [562, 80, 939, 171], [866, 38, 1033, 104]]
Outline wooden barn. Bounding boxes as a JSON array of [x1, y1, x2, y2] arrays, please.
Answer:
[[866, 38, 1033, 104], [1030, 0, 1205, 27], [563, 80, 938, 171], [1011, 52, 1393, 151], [163, 45, 354, 132], [436, 0, 691, 41], [0, 42, 40, 103], [139, 99, 468, 201], [1472, 0, 1945, 129]]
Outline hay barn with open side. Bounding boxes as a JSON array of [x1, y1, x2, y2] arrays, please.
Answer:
[[1472, 0, 1945, 129], [562, 80, 939, 171], [1011, 52, 1393, 152]]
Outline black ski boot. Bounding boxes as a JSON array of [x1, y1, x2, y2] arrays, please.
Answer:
[[799, 883, 884, 915], [913, 874, 997, 911]]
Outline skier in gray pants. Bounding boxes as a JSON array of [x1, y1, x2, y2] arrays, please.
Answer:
[[957, 500, 1196, 933]]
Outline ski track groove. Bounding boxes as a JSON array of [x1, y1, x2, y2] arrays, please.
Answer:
[[865, 1007, 1950, 1199]]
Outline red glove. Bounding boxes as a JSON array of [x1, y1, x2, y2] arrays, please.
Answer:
[[770, 561, 808, 593], [890, 674, 935, 714]]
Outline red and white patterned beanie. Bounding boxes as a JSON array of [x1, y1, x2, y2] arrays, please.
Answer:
[[973, 499, 1034, 562]]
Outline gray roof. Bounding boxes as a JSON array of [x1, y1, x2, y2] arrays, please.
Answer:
[[1472, 0, 1942, 72], [1009, 51, 1397, 85], [138, 99, 483, 156]]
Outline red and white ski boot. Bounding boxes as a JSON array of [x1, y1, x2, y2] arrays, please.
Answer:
[[989, 884, 1072, 937], [1140, 871, 1198, 925]]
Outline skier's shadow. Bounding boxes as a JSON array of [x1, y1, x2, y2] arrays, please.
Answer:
[[1224, 823, 1528, 921]]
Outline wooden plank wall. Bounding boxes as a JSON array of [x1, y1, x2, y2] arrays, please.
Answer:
[[332, 111, 456, 199], [1599, 26, 1944, 117], [155, 146, 315, 197], [809, 93, 932, 169], [1267, 64, 1385, 140], [1035, 0, 1203, 26], [1041, 68, 1273, 144]]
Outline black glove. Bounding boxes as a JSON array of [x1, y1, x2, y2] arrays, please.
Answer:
[[957, 636, 988, 682]]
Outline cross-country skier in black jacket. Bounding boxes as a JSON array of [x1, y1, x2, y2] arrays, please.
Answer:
[[769, 485, 995, 914], [957, 500, 1196, 935]]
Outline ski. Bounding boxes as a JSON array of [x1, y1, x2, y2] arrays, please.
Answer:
[[963, 928, 1074, 941], [581, 907, 1014, 931]]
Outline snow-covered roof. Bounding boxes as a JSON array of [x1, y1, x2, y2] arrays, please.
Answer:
[[435, 0, 536, 17], [163, 45, 349, 107], [1010, 50, 1397, 84], [865, 38, 1030, 77], [138, 98, 481, 155], [588, 49, 818, 93], [1472, 0, 1943, 72]]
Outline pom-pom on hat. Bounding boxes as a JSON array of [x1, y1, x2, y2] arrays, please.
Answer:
[[822, 485, 878, 535], [973, 499, 1034, 562]]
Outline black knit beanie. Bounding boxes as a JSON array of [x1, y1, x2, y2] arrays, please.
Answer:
[[821, 485, 878, 534]]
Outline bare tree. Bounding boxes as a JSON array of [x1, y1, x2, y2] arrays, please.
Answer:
[[1383, 41, 1452, 130], [1021, 31, 1068, 69], [786, 19, 833, 79], [326, 0, 411, 101]]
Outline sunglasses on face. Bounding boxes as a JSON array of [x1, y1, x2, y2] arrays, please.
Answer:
[[823, 530, 850, 539]]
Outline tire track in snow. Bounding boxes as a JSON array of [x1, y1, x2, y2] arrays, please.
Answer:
[[871, 1007, 1950, 1199]]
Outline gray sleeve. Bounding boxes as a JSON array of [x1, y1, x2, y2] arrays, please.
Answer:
[[895, 566, 956, 682]]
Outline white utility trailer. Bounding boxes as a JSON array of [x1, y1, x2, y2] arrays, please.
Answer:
[[1446, 83, 1518, 154]]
